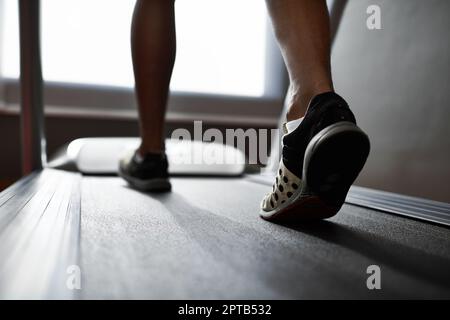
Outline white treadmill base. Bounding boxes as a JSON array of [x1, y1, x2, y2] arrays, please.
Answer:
[[66, 138, 246, 176]]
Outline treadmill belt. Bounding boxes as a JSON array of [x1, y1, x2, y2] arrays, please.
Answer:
[[1, 169, 449, 299]]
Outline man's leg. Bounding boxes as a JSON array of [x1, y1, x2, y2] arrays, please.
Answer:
[[261, 0, 370, 221], [119, 0, 175, 191], [266, 0, 333, 121], [132, 0, 176, 154]]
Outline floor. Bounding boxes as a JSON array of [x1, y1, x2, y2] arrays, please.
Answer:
[[1, 169, 450, 299]]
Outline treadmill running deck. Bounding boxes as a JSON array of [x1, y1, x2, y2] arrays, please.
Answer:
[[0, 169, 449, 299]]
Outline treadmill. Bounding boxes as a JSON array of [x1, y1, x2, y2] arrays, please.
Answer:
[[1, 0, 449, 299]]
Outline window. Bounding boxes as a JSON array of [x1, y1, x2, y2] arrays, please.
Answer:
[[2, 0, 269, 97]]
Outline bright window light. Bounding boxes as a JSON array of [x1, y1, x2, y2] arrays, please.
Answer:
[[1, 0, 267, 97]]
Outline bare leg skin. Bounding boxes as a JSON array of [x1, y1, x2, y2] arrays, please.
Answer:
[[131, 0, 176, 155], [266, 0, 334, 121]]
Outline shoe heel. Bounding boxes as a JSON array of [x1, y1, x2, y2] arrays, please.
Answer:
[[303, 122, 370, 206]]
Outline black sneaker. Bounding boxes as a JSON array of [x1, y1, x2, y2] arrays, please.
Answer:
[[260, 92, 370, 222], [119, 150, 171, 192]]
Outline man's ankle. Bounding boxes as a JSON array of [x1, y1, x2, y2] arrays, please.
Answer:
[[286, 86, 334, 122], [138, 145, 164, 157]]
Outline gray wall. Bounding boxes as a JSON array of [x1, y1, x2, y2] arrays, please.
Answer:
[[332, 0, 450, 202]]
